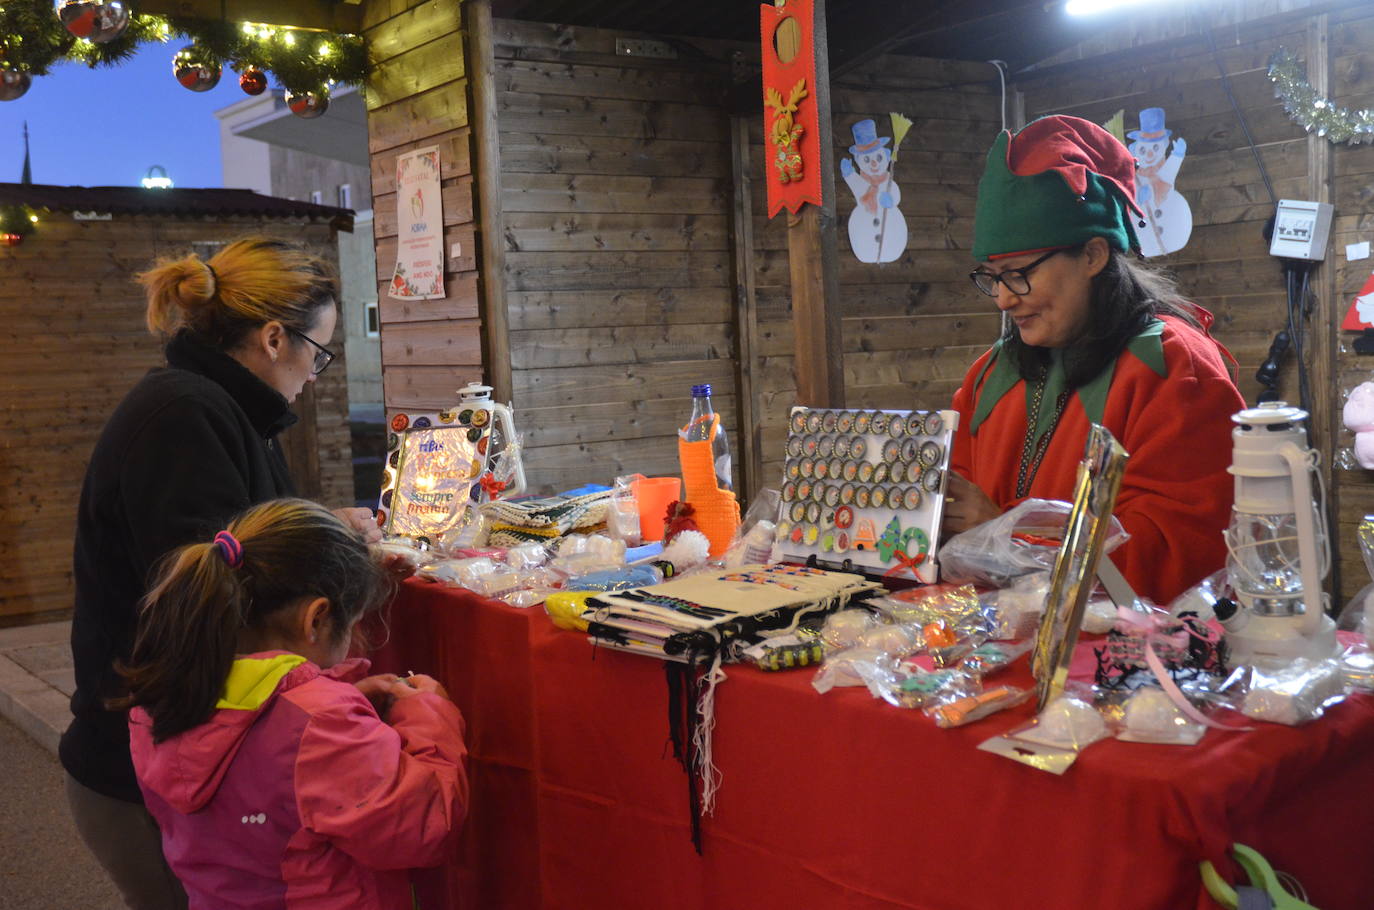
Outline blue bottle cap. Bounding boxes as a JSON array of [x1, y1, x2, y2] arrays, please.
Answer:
[[691, 384, 711, 397]]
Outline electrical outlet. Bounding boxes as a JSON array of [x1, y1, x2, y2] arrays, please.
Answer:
[[616, 37, 677, 60]]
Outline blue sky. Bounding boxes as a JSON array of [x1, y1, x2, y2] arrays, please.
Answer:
[[0, 41, 238, 188]]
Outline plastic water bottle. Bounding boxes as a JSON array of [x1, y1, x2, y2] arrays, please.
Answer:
[[685, 384, 732, 491]]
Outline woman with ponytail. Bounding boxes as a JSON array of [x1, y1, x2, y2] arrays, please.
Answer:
[[116, 499, 467, 910], [62, 237, 384, 909]]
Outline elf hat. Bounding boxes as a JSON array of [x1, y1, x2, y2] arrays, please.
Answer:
[[971, 114, 1145, 261]]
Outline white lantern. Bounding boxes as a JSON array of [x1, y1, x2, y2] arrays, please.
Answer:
[[1220, 403, 1337, 665]]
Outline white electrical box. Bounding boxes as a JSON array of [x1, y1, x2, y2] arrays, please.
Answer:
[[1270, 199, 1334, 260]]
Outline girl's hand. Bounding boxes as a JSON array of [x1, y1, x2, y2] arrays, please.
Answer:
[[390, 673, 451, 702], [355, 673, 401, 716], [942, 473, 1002, 535]]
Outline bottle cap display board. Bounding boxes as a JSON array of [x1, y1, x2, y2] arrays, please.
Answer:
[[774, 406, 958, 584]]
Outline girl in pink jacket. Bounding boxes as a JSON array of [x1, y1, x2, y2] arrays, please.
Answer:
[[116, 498, 468, 910]]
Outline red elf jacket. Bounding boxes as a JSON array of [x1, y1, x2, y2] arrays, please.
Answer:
[[951, 312, 1244, 605]]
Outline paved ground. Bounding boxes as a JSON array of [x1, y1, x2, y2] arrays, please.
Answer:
[[0, 621, 124, 907], [0, 712, 123, 907]]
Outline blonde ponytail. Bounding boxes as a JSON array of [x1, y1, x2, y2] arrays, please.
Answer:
[[137, 237, 337, 349], [141, 254, 218, 334]]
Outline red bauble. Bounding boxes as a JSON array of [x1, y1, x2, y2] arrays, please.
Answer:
[[239, 68, 267, 96]]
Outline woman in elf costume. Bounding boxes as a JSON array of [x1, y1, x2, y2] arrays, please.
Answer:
[[944, 115, 1243, 605]]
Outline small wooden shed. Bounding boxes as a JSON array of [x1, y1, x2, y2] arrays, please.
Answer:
[[0, 183, 353, 625]]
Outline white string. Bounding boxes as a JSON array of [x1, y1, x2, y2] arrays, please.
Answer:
[[988, 60, 1009, 133], [693, 651, 727, 816]]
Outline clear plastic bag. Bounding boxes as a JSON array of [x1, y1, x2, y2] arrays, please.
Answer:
[[607, 474, 643, 547], [1115, 687, 1206, 745], [565, 564, 664, 593], [926, 684, 1028, 728], [724, 489, 782, 568], [1226, 658, 1347, 726], [937, 498, 1127, 588], [811, 647, 898, 697], [819, 609, 881, 651], [879, 584, 984, 635], [978, 695, 1107, 773], [506, 542, 552, 570], [959, 640, 1032, 678]]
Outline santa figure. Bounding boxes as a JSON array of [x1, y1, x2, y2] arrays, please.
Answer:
[[1128, 108, 1191, 257], [840, 119, 908, 264]]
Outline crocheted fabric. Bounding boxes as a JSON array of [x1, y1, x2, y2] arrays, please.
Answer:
[[480, 490, 611, 548]]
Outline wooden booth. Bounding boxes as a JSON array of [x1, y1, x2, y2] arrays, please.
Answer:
[[340, 0, 1374, 605], [0, 184, 354, 625]]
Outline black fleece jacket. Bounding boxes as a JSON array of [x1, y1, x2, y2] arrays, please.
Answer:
[[60, 330, 297, 802]]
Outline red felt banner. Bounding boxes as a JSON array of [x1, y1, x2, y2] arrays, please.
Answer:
[[760, 0, 822, 217]]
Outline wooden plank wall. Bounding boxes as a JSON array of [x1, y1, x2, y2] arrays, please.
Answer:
[[1328, 6, 1374, 603], [1018, 5, 1374, 603], [363, 0, 483, 415], [0, 216, 350, 625], [492, 20, 740, 495], [751, 55, 1003, 485]]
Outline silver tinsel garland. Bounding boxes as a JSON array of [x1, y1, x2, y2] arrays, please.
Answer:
[[1268, 47, 1374, 144]]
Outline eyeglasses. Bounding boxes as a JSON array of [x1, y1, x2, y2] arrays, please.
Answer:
[[286, 327, 336, 375], [969, 248, 1067, 298]]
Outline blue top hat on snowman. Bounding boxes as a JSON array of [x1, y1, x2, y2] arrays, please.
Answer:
[[1127, 107, 1171, 141], [849, 119, 891, 156]]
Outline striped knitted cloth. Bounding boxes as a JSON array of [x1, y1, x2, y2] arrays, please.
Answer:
[[480, 490, 611, 548]]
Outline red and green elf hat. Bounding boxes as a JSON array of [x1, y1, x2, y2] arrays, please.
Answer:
[[972, 115, 1145, 261]]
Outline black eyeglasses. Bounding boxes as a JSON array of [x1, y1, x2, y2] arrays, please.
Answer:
[[287, 327, 336, 375], [969, 248, 1067, 298]]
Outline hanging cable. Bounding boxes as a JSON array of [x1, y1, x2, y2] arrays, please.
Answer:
[[1203, 27, 1277, 206], [988, 59, 1009, 133]]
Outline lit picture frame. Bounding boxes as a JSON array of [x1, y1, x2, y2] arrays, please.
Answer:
[[378, 409, 491, 547]]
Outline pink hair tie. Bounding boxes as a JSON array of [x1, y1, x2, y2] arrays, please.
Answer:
[[213, 530, 244, 568]]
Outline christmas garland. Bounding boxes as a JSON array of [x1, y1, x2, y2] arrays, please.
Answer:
[[0, 203, 37, 240], [0, 0, 367, 94], [1268, 47, 1374, 144]]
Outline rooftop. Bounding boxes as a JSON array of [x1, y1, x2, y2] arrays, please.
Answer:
[[0, 183, 354, 230]]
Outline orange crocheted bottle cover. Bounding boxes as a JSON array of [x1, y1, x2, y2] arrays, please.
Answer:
[[678, 415, 740, 558]]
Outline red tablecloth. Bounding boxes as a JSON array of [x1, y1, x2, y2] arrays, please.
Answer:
[[371, 580, 1374, 910]]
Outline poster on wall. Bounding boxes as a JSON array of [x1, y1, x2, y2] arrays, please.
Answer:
[[387, 146, 446, 300], [760, 0, 822, 217], [840, 115, 911, 264], [1340, 271, 1374, 331], [1127, 108, 1192, 258]]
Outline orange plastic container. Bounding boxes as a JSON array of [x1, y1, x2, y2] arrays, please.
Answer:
[[630, 475, 682, 542]]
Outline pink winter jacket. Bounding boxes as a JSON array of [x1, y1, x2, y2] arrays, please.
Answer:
[[129, 653, 468, 910]]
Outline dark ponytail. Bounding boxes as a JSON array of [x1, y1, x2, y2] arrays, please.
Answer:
[[113, 499, 392, 742]]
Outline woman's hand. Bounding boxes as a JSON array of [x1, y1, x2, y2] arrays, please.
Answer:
[[333, 507, 383, 545], [941, 473, 1002, 535], [355, 673, 401, 717]]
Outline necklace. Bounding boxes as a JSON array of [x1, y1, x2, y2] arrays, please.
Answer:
[[1015, 365, 1071, 499]]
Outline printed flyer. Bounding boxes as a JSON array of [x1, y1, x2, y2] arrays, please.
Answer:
[[388, 146, 446, 300]]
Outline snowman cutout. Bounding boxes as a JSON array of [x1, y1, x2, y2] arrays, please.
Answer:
[[840, 119, 907, 264], [1128, 108, 1192, 257]]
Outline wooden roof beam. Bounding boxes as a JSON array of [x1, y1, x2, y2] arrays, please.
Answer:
[[136, 0, 363, 33]]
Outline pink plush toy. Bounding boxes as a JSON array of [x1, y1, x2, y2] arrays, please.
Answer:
[[1344, 381, 1374, 468]]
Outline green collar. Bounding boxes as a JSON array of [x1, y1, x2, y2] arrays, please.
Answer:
[[969, 319, 1166, 436]]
